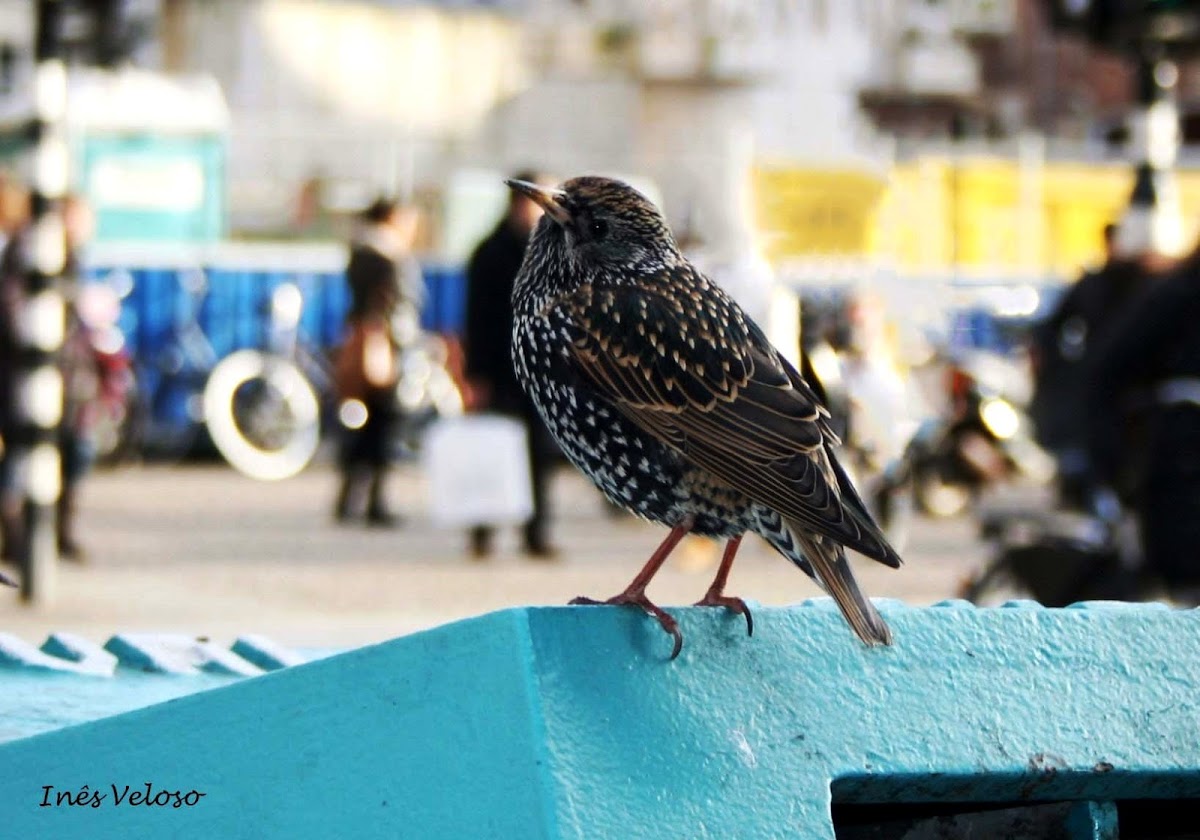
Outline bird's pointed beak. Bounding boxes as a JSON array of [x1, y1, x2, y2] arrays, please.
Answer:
[[505, 180, 572, 226]]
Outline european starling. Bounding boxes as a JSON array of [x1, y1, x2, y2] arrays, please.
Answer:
[[508, 176, 902, 658]]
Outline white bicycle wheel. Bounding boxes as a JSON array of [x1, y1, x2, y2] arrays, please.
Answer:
[[203, 350, 321, 481]]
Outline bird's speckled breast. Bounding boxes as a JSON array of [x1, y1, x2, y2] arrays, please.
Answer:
[[513, 311, 749, 537]]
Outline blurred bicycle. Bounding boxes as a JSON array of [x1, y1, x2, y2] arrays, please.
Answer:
[[203, 281, 328, 481], [203, 282, 464, 481]]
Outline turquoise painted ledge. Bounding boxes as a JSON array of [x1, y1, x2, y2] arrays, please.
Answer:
[[1, 601, 1199, 839]]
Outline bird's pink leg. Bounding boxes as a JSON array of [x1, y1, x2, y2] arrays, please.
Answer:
[[693, 534, 753, 637], [570, 516, 694, 659]]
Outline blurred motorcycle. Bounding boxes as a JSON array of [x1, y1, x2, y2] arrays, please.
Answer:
[[75, 278, 137, 467], [961, 488, 1146, 606], [907, 350, 1054, 518]]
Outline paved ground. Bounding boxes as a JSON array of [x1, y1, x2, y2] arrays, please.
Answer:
[[0, 461, 995, 649]]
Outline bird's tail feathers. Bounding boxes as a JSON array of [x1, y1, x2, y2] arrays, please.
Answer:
[[784, 520, 892, 646], [826, 450, 903, 569]]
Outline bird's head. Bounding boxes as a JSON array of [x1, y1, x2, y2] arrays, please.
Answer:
[[506, 176, 681, 295]]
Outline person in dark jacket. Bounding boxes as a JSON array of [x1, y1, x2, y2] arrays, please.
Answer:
[[0, 175, 28, 563], [0, 192, 113, 561], [333, 197, 424, 526], [462, 170, 559, 559], [54, 195, 107, 559], [1087, 245, 1200, 594], [1030, 222, 1149, 506]]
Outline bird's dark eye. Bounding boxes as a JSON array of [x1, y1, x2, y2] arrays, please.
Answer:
[[588, 219, 609, 241]]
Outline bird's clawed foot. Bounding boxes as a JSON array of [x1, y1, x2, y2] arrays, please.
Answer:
[[570, 592, 684, 660], [694, 591, 754, 637]]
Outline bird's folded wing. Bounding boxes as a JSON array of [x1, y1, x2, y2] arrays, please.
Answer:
[[552, 279, 900, 566]]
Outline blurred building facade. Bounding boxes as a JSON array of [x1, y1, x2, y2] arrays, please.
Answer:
[[150, 0, 897, 255], [3, 0, 1199, 277], [154, 0, 530, 238], [858, 0, 1130, 144]]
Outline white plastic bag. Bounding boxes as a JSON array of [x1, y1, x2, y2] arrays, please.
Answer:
[[423, 415, 534, 528]]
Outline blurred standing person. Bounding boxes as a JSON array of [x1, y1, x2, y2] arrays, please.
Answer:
[[0, 173, 22, 251], [463, 170, 559, 559], [0, 193, 112, 560], [291, 173, 332, 239], [333, 197, 424, 526], [0, 175, 29, 563], [1087, 245, 1200, 596], [55, 196, 114, 559], [1030, 222, 1147, 506]]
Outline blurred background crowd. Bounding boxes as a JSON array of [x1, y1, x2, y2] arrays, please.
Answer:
[[2, 0, 1200, 634]]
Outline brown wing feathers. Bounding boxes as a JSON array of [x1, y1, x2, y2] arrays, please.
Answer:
[[556, 275, 901, 568]]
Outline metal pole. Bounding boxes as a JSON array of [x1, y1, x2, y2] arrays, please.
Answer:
[[17, 0, 69, 603], [1119, 50, 1184, 259]]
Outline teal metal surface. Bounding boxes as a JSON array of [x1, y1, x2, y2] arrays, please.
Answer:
[[0, 634, 308, 743], [0, 602, 1198, 839], [0, 634, 106, 675], [40, 633, 118, 675], [230, 634, 308, 671], [103, 633, 263, 676], [0, 669, 242, 744]]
